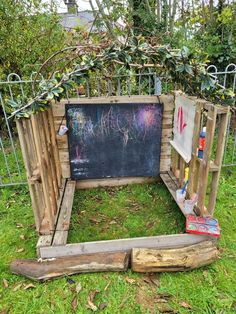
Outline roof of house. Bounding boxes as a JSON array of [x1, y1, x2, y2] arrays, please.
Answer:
[[59, 11, 95, 31]]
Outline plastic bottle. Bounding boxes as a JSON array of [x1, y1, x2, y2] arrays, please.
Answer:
[[198, 127, 206, 158]]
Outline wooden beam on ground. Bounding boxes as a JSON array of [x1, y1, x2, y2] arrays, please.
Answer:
[[76, 177, 158, 189], [36, 179, 67, 255], [38, 233, 213, 259], [131, 240, 218, 272], [52, 180, 76, 246], [10, 252, 129, 281]]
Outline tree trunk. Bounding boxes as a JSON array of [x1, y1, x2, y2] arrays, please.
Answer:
[[169, 0, 177, 32], [131, 240, 218, 272], [156, 0, 161, 23], [10, 252, 129, 281], [94, 0, 116, 40]]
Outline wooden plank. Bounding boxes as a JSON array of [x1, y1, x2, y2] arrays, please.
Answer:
[[179, 157, 186, 187], [10, 252, 129, 281], [39, 233, 212, 259], [160, 172, 188, 216], [131, 240, 218, 272], [197, 106, 217, 216], [42, 112, 59, 200], [48, 107, 62, 187], [52, 180, 76, 246], [36, 179, 67, 255], [31, 114, 54, 232], [16, 120, 42, 231], [52, 95, 175, 117], [38, 113, 58, 217], [187, 105, 202, 197], [76, 177, 158, 189], [207, 107, 230, 214]]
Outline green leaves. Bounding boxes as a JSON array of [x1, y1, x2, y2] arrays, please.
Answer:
[[10, 36, 235, 120]]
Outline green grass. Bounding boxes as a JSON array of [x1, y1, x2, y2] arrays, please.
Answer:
[[69, 182, 185, 243], [0, 158, 236, 313]]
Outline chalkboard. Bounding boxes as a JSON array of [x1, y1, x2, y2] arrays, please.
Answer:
[[66, 102, 163, 180]]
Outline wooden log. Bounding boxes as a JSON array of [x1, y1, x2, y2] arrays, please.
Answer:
[[10, 252, 129, 281], [131, 240, 218, 273]]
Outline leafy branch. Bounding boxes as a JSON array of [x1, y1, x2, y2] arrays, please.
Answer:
[[7, 38, 235, 119]]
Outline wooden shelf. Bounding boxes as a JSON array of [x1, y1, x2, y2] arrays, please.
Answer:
[[160, 171, 189, 217]]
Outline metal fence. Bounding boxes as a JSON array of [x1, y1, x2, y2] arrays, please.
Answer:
[[0, 66, 235, 187], [207, 64, 236, 167]]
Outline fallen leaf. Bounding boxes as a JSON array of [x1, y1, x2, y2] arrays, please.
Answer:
[[156, 303, 176, 313], [23, 283, 36, 290], [16, 248, 24, 253], [99, 303, 107, 310], [71, 296, 78, 312], [16, 223, 23, 228], [76, 283, 82, 293], [86, 290, 100, 312], [148, 273, 160, 287], [3, 279, 9, 288], [145, 221, 155, 229], [179, 301, 192, 309], [86, 300, 98, 312], [203, 270, 208, 279], [125, 277, 136, 285], [89, 217, 101, 224], [20, 234, 26, 240], [104, 280, 111, 291], [13, 283, 22, 291], [89, 289, 100, 302], [66, 278, 76, 284], [154, 297, 168, 303]]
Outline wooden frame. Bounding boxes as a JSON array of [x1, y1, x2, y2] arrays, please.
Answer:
[[16, 93, 229, 263]]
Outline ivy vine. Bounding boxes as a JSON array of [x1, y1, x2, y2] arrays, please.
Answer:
[[7, 38, 235, 119]]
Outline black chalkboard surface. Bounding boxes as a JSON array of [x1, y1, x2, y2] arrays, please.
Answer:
[[66, 102, 163, 180]]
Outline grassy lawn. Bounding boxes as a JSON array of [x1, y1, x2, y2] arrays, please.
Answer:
[[0, 145, 236, 313]]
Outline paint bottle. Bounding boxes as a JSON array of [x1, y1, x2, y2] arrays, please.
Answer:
[[198, 127, 206, 159]]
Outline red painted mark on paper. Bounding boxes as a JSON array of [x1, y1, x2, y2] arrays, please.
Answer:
[[177, 106, 187, 133]]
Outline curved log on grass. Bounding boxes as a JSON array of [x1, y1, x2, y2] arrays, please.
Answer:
[[10, 252, 129, 281], [131, 240, 218, 272]]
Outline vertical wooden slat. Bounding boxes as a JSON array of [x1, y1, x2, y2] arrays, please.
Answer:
[[48, 107, 62, 187], [16, 119, 41, 231], [207, 107, 230, 214], [31, 114, 54, 232], [27, 118, 47, 224], [188, 105, 203, 197], [197, 105, 217, 216], [171, 149, 179, 176], [38, 112, 58, 216], [42, 111, 59, 199], [179, 157, 186, 187]]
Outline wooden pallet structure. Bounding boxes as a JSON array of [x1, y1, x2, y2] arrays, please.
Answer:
[[13, 93, 229, 280]]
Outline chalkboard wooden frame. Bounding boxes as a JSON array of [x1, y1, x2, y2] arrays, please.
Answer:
[[66, 101, 163, 181]]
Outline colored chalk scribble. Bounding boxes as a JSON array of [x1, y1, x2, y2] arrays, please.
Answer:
[[66, 103, 163, 179]]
